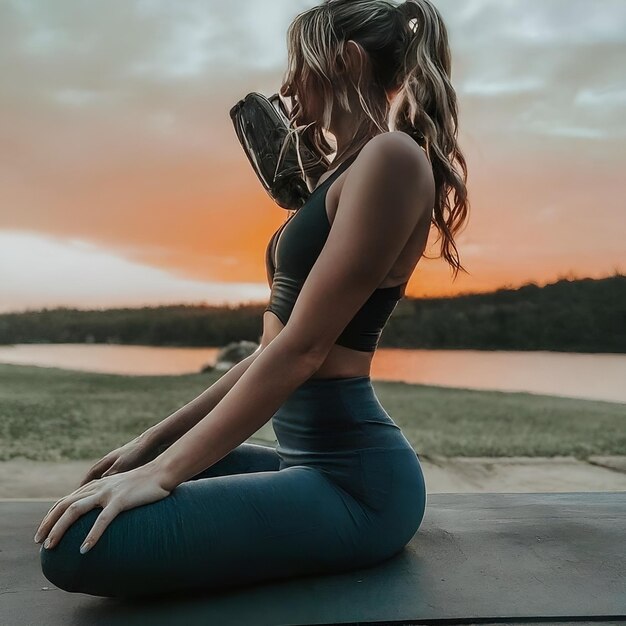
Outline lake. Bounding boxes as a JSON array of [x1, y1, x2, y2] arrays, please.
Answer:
[[1, 343, 624, 404]]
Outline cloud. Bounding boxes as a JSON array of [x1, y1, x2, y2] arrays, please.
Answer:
[[460, 78, 545, 97], [575, 87, 626, 108], [0, 231, 269, 312]]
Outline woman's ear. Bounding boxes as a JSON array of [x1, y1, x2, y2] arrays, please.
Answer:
[[343, 39, 365, 77]]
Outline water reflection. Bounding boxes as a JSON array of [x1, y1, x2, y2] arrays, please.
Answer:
[[0, 343, 624, 403]]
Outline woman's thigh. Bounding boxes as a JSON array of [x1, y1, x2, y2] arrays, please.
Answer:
[[40, 464, 369, 598], [186, 441, 280, 480]]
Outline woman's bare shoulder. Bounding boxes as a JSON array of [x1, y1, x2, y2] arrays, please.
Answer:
[[345, 131, 434, 210]]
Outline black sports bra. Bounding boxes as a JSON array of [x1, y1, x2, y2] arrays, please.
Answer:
[[264, 152, 408, 352]]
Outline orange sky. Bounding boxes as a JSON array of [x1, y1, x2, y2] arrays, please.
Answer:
[[1, 0, 624, 311]]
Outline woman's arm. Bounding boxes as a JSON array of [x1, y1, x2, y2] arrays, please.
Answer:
[[141, 346, 264, 450], [150, 132, 431, 491], [153, 333, 322, 490]]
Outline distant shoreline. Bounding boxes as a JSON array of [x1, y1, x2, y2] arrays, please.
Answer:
[[1, 345, 625, 403], [1, 274, 624, 353]]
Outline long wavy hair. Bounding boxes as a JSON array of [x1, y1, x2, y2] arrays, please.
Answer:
[[281, 0, 470, 279]]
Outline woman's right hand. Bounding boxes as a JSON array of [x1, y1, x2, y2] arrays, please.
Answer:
[[78, 433, 167, 487]]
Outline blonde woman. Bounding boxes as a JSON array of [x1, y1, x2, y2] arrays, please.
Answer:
[[37, 0, 469, 598]]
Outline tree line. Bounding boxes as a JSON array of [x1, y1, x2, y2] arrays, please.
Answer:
[[1, 274, 623, 353]]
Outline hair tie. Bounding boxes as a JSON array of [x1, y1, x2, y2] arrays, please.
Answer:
[[397, 1, 420, 33]]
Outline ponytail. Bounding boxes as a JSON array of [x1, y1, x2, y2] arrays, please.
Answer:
[[391, 0, 470, 279]]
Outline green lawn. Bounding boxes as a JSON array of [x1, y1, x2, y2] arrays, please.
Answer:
[[0, 363, 624, 461]]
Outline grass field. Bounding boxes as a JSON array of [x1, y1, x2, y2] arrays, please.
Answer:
[[1, 363, 624, 461]]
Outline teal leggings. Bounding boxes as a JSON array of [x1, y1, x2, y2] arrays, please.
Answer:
[[40, 376, 427, 598]]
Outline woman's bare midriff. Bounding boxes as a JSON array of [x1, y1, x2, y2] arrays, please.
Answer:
[[260, 153, 433, 380], [262, 309, 375, 379]]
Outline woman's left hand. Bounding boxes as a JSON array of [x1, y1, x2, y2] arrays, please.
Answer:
[[34, 462, 172, 554]]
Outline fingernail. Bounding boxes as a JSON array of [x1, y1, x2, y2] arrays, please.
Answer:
[[43, 538, 51, 549], [34, 533, 40, 543], [79, 542, 91, 554]]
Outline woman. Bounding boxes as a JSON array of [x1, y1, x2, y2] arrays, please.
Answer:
[[36, 0, 469, 598]]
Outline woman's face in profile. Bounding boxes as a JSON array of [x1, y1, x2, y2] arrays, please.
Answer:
[[280, 70, 324, 128]]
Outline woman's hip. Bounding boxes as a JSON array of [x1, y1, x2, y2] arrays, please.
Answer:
[[272, 375, 414, 453], [271, 375, 427, 514]]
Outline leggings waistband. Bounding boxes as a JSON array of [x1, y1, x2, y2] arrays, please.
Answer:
[[299, 374, 372, 386], [272, 374, 410, 457], [293, 375, 373, 395], [281, 375, 378, 416]]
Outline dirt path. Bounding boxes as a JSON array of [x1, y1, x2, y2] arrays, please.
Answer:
[[2, 446, 624, 499]]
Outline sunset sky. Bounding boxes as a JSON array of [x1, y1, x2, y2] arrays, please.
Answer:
[[1, 0, 624, 312]]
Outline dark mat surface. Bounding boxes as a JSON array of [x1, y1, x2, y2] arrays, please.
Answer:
[[1, 492, 624, 626]]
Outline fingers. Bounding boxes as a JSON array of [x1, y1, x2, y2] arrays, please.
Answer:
[[79, 458, 114, 486], [39, 494, 102, 550], [43, 480, 97, 519], [101, 462, 121, 478], [35, 482, 98, 543], [78, 471, 97, 487], [78, 503, 120, 554]]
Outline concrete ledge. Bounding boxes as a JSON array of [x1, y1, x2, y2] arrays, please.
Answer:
[[1, 492, 625, 625], [2, 453, 625, 498]]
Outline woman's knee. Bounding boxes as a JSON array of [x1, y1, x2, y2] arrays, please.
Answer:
[[39, 506, 141, 597], [40, 509, 98, 594]]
